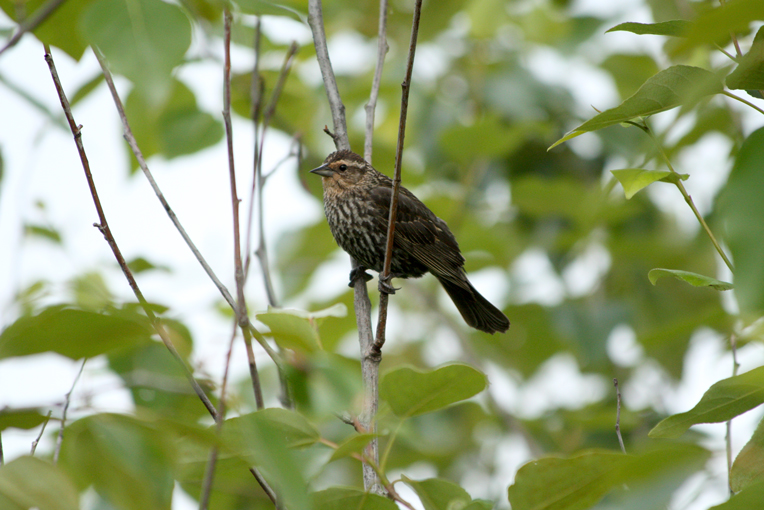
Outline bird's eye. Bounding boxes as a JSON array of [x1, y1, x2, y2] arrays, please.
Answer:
[[339, 164, 347, 171]]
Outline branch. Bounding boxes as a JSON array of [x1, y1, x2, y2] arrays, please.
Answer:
[[363, 0, 389, 163], [614, 378, 626, 454], [53, 359, 85, 464], [372, 0, 423, 356], [30, 410, 53, 456], [44, 44, 218, 420], [0, 0, 68, 56], [307, 0, 350, 151], [223, 9, 264, 410]]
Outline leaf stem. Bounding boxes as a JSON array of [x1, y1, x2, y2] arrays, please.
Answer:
[[722, 90, 764, 116]]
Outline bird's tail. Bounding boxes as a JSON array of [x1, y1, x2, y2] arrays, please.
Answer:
[[436, 276, 509, 334]]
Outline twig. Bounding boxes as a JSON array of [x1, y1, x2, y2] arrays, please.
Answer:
[[0, 0, 68, 56], [53, 359, 86, 464], [614, 378, 626, 454], [307, 0, 350, 151], [30, 410, 53, 455], [726, 334, 740, 496], [223, 9, 264, 410], [722, 90, 764, 116], [0, 430, 3, 465], [638, 122, 735, 272], [244, 17, 264, 283], [44, 44, 218, 420], [92, 48, 282, 371], [363, 0, 389, 163], [372, 0, 423, 356]]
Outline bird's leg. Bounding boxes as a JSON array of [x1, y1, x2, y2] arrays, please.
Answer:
[[378, 273, 400, 295], [348, 266, 373, 287]]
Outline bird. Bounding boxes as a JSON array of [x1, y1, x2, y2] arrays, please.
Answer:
[[310, 149, 509, 334]]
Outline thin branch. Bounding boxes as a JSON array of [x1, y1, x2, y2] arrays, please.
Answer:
[[640, 123, 734, 273], [224, 9, 264, 410], [53, 359, 85, 464], [0, 430, 3, 465], [726, 334, 740, 496], [722, 90, 764, 116], [44, 44, 218, 420], [244, 17, 264, 282], [372, 0, 423, 356], [30, 410, 53, 456], [364, 0, 389, 163], [0, 0, 68, 56], [614, 378, 626, 454], [307, 0, 350, 151]]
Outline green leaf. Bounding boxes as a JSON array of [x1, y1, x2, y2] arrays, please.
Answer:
[[329, 433, 379, 461], [717, 127, 764, 315], [402, 476, 472, 510], [313, 487, 397, 510], [257, 305, 346, 352], [79, 0, 192, 106], [222, 409, 319, 457], [59, 414, 175, 510], [24, 224, 62, 243], [727, 26, 764, 90], [0, 306, 152, 360], [648, 268, 733, 291], [235, 0, 304, 21], [709, 481, 764, 510], [0, 408, 50, 431], [606, 20, 693, 37], [127, 256, 171, 274], [671, 0, 764, 57], [0, 456, 79, 510], [611, 169, 671, 199], [731, 417, 764, 492], [380, 363, 487, 417], [439, 115, 535, 162], [650, 366, 764, 438], [549, 66, 723, 149], [601, 54, 661, 99]]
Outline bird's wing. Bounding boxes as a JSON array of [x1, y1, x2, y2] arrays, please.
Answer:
[[369, 186, 470, 289]]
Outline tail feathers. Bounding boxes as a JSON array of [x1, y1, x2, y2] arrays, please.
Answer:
[[437, 276, 509, 334]]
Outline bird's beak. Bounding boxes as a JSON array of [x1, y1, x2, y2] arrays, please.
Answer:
[[310, 164, 334, 177]]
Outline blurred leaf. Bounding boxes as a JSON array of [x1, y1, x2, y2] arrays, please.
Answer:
[[648, 268, 733, 291], [727, 26, 764, 90], [258, 305, 346, 353], [235, 0, 304, 21], [223, 409, 319, 456], [70, 73, 104, 106], [0, 305, 152, 360], [732, 417, 764, 492], [127, 256, 171, 274], [380, 363, 487, 417], [0, 456, 79, 510], [650, 366, 764, 438], [671, 0, 764, 56], [709, 481, 764, 509], [0, 408, 50, 431], [69, 271, 114, 310], [550, 66, 723, 149], [59, 414, 175, 510], [402, 476, 472, 510], [80, 0, 191, 106], [313, 487, 397, 510], [328, 433, 379, 461], [440, 116, 543, 163], [601, 54, 661, 99], [717, 126, 764, 315], [24, 224, 62, 243], [606, 20, 693, 37], [611, 169, 675, 199]]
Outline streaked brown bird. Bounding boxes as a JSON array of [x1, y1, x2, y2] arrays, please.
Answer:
[[310, 150, 509, 334]]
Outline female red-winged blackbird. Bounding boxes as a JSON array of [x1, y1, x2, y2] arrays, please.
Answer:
[[311, 150, 509, 334]]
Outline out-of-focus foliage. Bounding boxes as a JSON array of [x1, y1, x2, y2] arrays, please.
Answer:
[[2, 0, 764, 508]]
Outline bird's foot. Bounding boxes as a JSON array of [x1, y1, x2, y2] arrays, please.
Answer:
[[348, 267, 373, 287], [378, 273, 400, 295]]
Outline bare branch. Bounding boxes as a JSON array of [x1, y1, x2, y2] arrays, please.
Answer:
[[44, 44, 219, 420], [364, 0, 389, 163], [614, 378, 626, 454], [0, 0, 68, 56], [307, 0, 350, 150], [53, 359, 86, 463], [30, 410, 53, 456]]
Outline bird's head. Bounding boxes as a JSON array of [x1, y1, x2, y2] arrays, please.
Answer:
[[310, 150, 372, 189]]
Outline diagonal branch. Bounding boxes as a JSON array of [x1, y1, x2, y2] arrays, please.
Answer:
[[44, 44, 218, 420]]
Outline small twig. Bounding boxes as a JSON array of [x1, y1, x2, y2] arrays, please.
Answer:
[[0, 0, 68, 56], [614, 378, 626, 454], [722, 90, 764, 116], [307, 0, 350, 151], [30, 410, 53, 456], [44, 44, 218, 420], [363, 0, 389, 163], [714, 44, 738, 62], [223, 9, 265, 410], [726, 334, 740, 496], [0, 430, 3, 465], [244, 17, 264, 282], [639, 122, 735, 273], [372, 0, 423, 356], [53, 359, 86, 464]]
